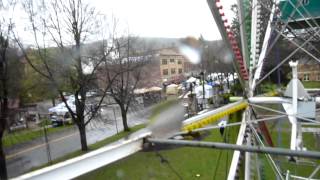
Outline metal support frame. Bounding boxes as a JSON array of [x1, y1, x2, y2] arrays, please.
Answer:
[[228, 111, 247, 180], [250, 0, 259, 71], [249, 122, 284, 179], [244, 130, 252, 180], [308, 165, 320, 179], [249, 97, 292, 104], [147, 138, 320, 159], [288, 61, 299, 151], [250, 103, 320, 124], [255, 3, 320, 87], [252, 0, 278, 90], [236, 0, 250, 70], [13, 130, 151, 180], [176, 114, 286, 135]]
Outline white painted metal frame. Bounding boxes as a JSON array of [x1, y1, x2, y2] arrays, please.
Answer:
[[13, 130, 152, 180], [236, 0, 249, 71], [227, 111, 247, 180], [252, 0, 278, 90]]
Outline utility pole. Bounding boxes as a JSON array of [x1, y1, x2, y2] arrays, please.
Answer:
[[39, 113, 52, 164], [113, 107, 119, 134]]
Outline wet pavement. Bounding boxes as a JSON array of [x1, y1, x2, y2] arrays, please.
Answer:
[[5, 105, 152, 178]]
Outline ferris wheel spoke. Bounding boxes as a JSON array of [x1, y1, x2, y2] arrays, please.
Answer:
[[252, 0, 278, 90], [253, 1, 320, 89], [255, 28, 320, 87], [249, 103, 320, 124], [248, 123, 284, 179]]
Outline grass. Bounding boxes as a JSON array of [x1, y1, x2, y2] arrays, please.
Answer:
[[302, 81, 320, 88], [76, 112, 242, 180], [267, 119, 320, 178], [31, 124, 146, 171], [3, 124, 74, 148], [77, 129, 237, 180]]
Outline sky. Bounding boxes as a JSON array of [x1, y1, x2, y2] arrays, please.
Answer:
[[90, 0, 236, 40], [11, 0, 236, 44]]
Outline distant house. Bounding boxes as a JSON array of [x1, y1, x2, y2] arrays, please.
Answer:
[[297, 59, 320, 81], [138, 47, 202, 87], [158, 48, 186, 83]]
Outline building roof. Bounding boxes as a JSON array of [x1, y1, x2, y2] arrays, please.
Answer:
[[157, 48, 183, 56]]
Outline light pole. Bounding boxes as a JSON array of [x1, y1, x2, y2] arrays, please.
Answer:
[[200, 72, 205, 109], [112, 107, 119, 134]]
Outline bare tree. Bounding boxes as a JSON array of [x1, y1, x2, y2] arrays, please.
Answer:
[[14, 0, 116, 151], [0, 1, 18, 178], [103, 36, 149, 131], [0, 24, 10, 180]]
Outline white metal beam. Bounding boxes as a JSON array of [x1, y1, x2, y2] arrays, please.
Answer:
[[228, 110, 247, 180], [13, 130, 151, 180], [252, 0, 278, 90], [249, 97, 292, 104]]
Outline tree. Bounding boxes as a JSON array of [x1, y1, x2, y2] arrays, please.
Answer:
[[14, 0, 116, 151], [103, 36, 149, 131], [0, 26, 10, 180], [0, 1, 21, 178], [20, 51, 59, 105]]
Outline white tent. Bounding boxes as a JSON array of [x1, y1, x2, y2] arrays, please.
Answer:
[[186, 77, 197, 83], [195, 84, 213, 99]]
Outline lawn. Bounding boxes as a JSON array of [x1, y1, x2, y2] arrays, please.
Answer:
[[3, 124, 74, 148], [77, 112, 243, 180], [302, 81, 320, 88], [77, 128, 236, 180], [267, 119, 320, 178], [31, 124, 146, 171], [77, 111, 320, 180]]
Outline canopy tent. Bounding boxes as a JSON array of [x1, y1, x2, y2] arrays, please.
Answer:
[[186, 77, 197, 83], [195, 84, 213, 99], [147, 86, 162, 92]]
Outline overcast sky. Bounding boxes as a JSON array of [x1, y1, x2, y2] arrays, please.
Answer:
[[12, 0, 236, 44], [90, 0, 236, 40]]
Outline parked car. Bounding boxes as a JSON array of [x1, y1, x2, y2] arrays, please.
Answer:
[[50, 115, 63, 127]]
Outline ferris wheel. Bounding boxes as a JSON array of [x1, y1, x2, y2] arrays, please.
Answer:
[[206, 0, 320, 179], [15, 0, 320, 179]]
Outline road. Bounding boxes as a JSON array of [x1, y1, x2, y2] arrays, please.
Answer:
[[5, 104, 152, 178]]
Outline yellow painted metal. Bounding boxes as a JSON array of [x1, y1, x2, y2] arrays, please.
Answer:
[[182, 102, 248, 132]]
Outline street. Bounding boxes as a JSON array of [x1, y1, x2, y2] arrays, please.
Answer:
[[5, 104, 151, 178]]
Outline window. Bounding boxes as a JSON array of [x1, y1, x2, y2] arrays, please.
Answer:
[[162, 59, 167, 65], [303, 73, 310, 81], [170, 59, 175, 63], [171, 68, 176, 74], [178, 68, 182, 74], [178, 60, 182, 64], [163, 69, 168, 75], [318, 73, 320, 81]]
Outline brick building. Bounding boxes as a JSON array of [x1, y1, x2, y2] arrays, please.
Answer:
[[297, 59, 320, 81], [158, 48, 186, 83]]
